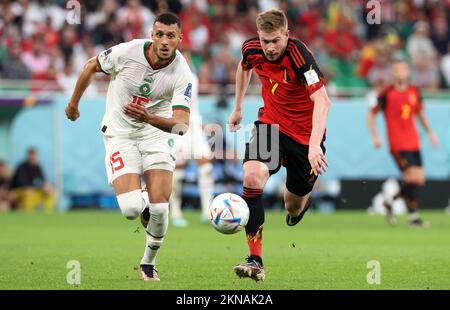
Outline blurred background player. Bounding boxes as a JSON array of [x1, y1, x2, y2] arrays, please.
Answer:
[[368, 58, 439, 227], [228, 9, 330, 281], [0, 159, 12, 212], [170, 50, 214, 227], [9, 148, 55, 213], [65, 12, 192, 281]]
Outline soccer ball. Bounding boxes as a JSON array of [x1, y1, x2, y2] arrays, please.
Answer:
[[209, 193, 249, 234]]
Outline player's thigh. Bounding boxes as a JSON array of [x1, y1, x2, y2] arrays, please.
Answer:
[[144, 169, 173, 203], [103, 136, 142, 187], [284, 189, 311, 212], [284, 139, 323, 197], [243, 121, 282, 188], [243, 160, 270, 189], [140, 137, 176, 203], [399, 151, 424, 185], [112, 173, 142, 195]]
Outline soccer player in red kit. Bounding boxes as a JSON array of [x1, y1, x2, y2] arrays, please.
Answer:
[[228, 9, 330, 281], [368, 59, 439, 227]]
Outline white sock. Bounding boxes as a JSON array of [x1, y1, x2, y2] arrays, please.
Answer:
[[169, 169, 184, 220], [141, 203, 169, 266], [198, 163, 214, 217]]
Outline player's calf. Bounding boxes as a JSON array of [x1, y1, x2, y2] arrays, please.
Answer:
[[286, 196, 312, 227]]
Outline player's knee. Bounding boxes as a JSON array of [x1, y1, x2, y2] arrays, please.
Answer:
[[243, 172, 264, 189], [116, 190, 144, 220], [149, 202, 169, 217], [415, 173, 425, 186]]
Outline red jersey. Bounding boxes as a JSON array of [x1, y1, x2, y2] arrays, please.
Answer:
[[373, 85, 423, 151], [241, 37, 326, 145]]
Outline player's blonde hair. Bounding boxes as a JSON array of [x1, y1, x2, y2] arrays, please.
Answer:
[[256, 9, 288, 33]]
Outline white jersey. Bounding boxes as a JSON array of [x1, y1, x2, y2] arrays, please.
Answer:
[[97, 39, 193, 140]]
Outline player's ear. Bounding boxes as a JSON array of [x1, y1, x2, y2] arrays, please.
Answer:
[[286, 29, 290, 37], [179, 32, 183, 42]]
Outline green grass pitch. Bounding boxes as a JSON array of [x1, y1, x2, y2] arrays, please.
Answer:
[[1, 210, 449, 290]]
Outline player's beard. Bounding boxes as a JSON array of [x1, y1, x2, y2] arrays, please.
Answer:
[[157, 46, 172, 61]]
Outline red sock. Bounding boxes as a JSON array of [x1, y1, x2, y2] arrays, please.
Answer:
[[247, 225, 263, 258]]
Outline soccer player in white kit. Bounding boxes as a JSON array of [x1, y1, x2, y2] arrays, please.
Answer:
[[170, 50, 214, 227], [65, 13, 192, 282]]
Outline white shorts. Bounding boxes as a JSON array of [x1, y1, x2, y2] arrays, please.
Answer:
[[103, 135, 176, 184], [174, 123, 212, 166]]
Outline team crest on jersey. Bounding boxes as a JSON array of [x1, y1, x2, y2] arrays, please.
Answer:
[[139, 78, 154, 97], [184, 83, 192, 98]]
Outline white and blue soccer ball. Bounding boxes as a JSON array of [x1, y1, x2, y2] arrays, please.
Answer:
[[209, 193, 249, 234]]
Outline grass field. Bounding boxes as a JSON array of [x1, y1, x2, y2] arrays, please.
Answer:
[[1, 210, 450, 290]]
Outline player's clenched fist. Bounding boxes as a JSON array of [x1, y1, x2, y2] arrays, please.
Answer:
[[65, 104, 80, 121], [228, 110, 243, 132]]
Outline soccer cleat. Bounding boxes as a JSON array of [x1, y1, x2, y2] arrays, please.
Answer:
[[139, 264, 160, 281], [286, 197, 312, 227], [409, 218, 430, 228], [234, 257, 265, 282]]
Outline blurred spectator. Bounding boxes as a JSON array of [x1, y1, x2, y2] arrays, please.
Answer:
[[56, 55, 98, 95], [410, 54, 440, 91], [367, 41, 393, 89], [94, 13, 125, 48], [430, 16, 450, 56], [1, 43, 31, 80], [0, 160, 12, 212], [324, 17, 360, 62], [21, 37, 51, 80], [441, 42, 450, 88], [406, 21, 437, 65], [10, 148, 55, 213], [117, 0, 154, 40]]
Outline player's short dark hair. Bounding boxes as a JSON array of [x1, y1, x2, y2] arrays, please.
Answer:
[[154, 12, 182, 29]]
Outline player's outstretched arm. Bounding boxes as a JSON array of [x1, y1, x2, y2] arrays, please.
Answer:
[[123, 104, 190, 135], [65, 57, 102, 121], [309, 85, 330, 176], [229, 60, 252, 132], [416, 111, 439, 148], [367, 107, 382, 149]]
